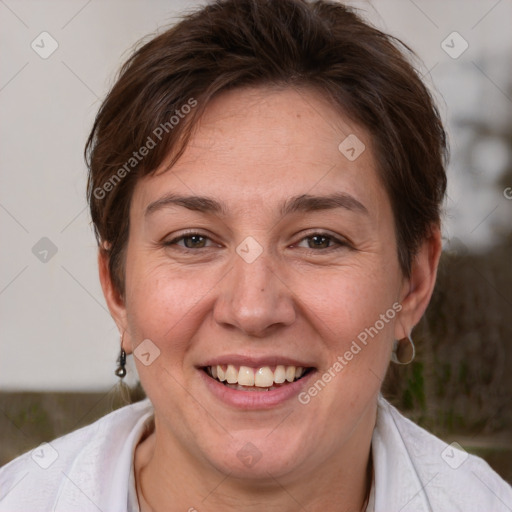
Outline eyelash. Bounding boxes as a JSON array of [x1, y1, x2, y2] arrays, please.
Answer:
[[163, 231, 351, 252]]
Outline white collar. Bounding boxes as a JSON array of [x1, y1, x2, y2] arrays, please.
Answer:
[[371, 394, 433, 512], [53, 399, 154, 512]]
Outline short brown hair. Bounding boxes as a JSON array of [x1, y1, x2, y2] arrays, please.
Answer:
[[86, 0, 447, 296]]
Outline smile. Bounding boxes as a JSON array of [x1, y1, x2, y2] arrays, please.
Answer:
[[203, 364, 313, 391]]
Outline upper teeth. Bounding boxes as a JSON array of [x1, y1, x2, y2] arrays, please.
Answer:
[[209, 365, 306, 387]]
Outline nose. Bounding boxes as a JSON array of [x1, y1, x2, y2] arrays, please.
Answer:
[[213, 246, 296, 337]]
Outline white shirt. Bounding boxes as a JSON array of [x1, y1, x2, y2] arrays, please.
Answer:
[[1, 394, 510, 511]]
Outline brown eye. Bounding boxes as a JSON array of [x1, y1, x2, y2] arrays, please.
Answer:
[[295, 232, 349, 251], [182, 235, 207, 248], [164, 233, 213, 249], [307, 235, 332, 249]]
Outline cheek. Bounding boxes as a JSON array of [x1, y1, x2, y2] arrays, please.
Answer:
[[298, 263, 399, 340], [123, 255, 213, 351], [293, 266, 399, 420], [122, 260, 215, 404], [292, 265, 400, 405]]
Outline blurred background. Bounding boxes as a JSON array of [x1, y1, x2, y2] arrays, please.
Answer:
[[1, 0, 511, 483]]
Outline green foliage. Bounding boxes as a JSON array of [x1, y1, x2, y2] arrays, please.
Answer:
[[401, 362, 426, 411]]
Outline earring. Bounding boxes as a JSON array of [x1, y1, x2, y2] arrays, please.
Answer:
[[391, 334, 415, 365], [115, 334, 127, 378]]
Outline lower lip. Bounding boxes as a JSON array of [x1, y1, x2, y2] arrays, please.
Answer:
[[199, 369, 316, 410]]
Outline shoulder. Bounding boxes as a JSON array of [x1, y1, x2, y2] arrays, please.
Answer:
[[374, 395, 512, 511], [0, 398, 153, 511]]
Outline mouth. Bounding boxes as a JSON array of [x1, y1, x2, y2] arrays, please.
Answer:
[[202, 364, 315, 392]]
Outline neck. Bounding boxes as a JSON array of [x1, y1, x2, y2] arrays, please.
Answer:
[[135, 405, 376, 512]]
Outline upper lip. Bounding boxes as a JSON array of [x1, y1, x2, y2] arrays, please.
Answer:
[[200, 354, 316, 368]]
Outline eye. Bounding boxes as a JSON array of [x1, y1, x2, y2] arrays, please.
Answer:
[[163, 231, 351, 252], [164, 232, 216, 249], [295, 232, 350, 251]]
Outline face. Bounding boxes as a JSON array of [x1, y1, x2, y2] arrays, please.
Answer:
[[108, 86, 413, 480]]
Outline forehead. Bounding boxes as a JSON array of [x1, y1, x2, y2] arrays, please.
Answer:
[[132, 86, 387, 221]]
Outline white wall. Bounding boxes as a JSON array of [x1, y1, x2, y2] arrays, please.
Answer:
[[1, 0, 511, 391]]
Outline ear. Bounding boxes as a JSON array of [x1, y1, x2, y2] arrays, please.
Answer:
[[394, 225, 442, 340], [98, 248, 130, 352]]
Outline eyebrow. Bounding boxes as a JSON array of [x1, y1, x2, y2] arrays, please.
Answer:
[[144, 192, 368, 218]]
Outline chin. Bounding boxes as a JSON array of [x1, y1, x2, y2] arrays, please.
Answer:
[[205, 429, 311, 481]]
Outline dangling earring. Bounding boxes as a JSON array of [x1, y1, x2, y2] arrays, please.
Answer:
[[391, 334, 415, 365], [115, 334, 127, 378]]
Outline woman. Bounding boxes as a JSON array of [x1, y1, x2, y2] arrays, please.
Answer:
[[1, 0, 511, 510]]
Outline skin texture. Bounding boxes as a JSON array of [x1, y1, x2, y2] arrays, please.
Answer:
[[99, 86, 442, 511]]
